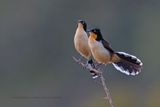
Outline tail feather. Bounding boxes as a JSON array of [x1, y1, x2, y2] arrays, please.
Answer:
[[113, 52, 143, 76]]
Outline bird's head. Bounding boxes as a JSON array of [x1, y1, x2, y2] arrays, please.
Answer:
[[78, 20, 87, 31], [89, 28, 103, 41]]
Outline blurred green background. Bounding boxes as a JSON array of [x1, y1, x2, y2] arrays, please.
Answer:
[[0, 0, 160, 107]]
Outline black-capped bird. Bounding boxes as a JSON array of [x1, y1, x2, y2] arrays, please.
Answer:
[[74, 20, 91, 59], [74, 20, 98, 78], [88, 28, 143, 76]]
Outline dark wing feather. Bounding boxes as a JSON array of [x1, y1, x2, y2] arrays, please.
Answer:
[[101, 39, 114, 53], [113, 52, 143, 75]]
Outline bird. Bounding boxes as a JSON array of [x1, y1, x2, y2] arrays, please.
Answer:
[[88, 28, 143, 76], [74, 20, 98, 78], [74, 20, 91, 59]]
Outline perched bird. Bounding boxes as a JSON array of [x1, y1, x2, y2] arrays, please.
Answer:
[[88, 28, 143, 76], [74, 20, 91, 59], [74, 20, 98, 78]]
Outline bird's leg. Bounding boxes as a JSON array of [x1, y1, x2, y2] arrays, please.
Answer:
[[87, 60, 105, 79], [87, 59, 101, 79], [87, 59, 94, 66]]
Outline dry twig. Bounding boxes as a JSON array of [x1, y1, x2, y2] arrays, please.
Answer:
[[73, 57, 115, 107]]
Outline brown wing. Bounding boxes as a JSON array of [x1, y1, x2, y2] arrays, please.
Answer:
[[102, 39, 114, 54]]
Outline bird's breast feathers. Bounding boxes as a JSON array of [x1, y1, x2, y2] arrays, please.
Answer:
[[88, 39, 111, 64], [74, 28, 91, 59]]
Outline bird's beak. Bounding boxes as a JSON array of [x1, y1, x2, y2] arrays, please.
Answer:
[[78, 20, 81, 24], [77, 20, 83, 27], [78, 20, 83, 24]]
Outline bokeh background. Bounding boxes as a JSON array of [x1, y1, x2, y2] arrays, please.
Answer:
[[0, 0, 160, 107]]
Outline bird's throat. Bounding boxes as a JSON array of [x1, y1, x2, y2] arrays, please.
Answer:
[[89, 33, 97, 41]]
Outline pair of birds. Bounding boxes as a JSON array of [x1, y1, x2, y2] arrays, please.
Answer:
[[74, 20, 143, 78]]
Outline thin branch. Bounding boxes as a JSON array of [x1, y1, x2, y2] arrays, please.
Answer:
[[73, 57, 115, 107], [99, 72, 115, 107]]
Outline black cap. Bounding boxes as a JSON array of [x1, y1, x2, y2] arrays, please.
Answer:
[[78, 20, 87, 31]]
